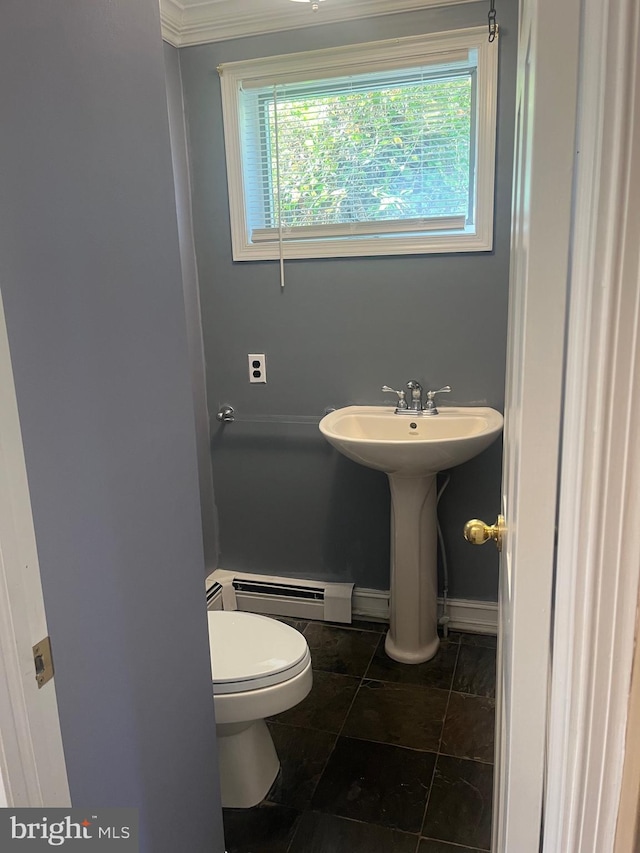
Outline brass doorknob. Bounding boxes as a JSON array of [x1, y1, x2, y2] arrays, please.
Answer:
[[463, 515, 505, 551]]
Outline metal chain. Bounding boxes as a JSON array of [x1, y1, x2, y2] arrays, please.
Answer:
[[488, 0, 498, 42]]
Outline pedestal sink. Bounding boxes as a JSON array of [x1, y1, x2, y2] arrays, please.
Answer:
[[319, 405, 503, 663]]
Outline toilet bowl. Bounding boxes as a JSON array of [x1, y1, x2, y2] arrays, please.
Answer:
[[207, 610, 312, 808]]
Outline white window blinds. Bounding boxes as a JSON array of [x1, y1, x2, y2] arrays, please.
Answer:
[[241, 66, 474, 245]]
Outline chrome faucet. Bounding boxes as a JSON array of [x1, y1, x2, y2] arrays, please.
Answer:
[[382, 382, 451, 415], [406, 380, 424, 412]]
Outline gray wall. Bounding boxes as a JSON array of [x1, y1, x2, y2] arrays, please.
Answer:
[[180, 1, 517, 600], [0, 2, 224, 851], [164, 41, 220, 573]]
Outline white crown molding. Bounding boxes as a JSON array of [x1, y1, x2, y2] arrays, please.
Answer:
[[160, 0, 185, 45], [160, 0, 483, 47]]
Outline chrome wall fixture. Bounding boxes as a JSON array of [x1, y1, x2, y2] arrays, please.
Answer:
[[289, 0, 325, 11], [215, 405, 335, 426], [216, 405, 235, 423]]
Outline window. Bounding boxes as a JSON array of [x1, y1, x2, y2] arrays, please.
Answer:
[[219, 28, 498, 260]]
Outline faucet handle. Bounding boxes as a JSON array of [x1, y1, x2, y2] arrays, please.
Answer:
[[426, 385, 451, 401], [382, 386, 408, 409], [424, 386, 451, 415]]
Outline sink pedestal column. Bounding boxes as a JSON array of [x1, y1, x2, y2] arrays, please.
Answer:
[[384, 474, 440, 664]]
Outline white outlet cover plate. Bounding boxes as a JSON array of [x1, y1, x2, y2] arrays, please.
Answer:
[[248, 353, 266, 383]]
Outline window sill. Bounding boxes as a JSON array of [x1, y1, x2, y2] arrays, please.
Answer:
[[231, 230, 494, 261]]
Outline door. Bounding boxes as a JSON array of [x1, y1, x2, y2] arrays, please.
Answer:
[[491, 0, 581, 849], [0, 289, 70, 806]]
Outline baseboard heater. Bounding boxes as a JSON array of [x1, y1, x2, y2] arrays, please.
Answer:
[[205, 569, 498, 634], [205, 569, 354, 624]]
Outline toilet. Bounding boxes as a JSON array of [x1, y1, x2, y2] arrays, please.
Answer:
[[207, 610, 312, 808]]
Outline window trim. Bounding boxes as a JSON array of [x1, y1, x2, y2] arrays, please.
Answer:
[[219, 27, 499, 261]]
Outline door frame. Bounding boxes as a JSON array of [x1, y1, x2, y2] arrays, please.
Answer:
[[0, 289, 70, 807], [615, 614, 640, 853], [542, 0, 640, 849], [492, 0, 581, 847]]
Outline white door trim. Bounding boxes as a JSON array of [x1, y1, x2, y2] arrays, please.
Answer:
[[543, 0, 640, 849], [492, 0, 581, 846], [0, 289, 70, 807], [615, 610, 640, 853]]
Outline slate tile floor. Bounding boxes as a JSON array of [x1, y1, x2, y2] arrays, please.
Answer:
[[223, 619, 496, 853]]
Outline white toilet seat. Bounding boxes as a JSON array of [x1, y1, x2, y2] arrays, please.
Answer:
[[207, 610, 311, 694], [213, 657, 312, 726]]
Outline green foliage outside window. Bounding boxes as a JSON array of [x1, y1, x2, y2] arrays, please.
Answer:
[[266, 75, 472, 228]]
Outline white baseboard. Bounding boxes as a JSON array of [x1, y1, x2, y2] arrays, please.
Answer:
[[351, 586, 391, 622], [439, 597, 498, 634], [353, 587, 498, 635], [206, 570, 498, 636]]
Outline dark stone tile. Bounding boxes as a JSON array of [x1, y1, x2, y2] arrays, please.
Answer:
[[303, 623, 380, 676], [265, 615, 308, 633], [289, 812, 418, 853], [365, 637, 459, 690], [270, 670, 360, 733], [422, 756, 493, 850], [266, 724, 336, 810], [350, 619, 389, 633], [308, 618, 388, 633], [311, 736, 436, 833], [440, 693, 495, 764], [459, 632, 497, 649], [452, 644, 496, 699], [223, 803, 300, 853], [419, 839, 484, 853], [342, 680, 449, 751], [447, 632, 465, 643]]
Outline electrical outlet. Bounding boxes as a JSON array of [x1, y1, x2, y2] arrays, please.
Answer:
[[248, 353, 266, 383]]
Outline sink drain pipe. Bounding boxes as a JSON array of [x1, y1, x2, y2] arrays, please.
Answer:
[[436, 472, 452, 638]]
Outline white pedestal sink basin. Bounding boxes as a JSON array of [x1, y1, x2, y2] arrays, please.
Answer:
[[319, 405, 503, 664]]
